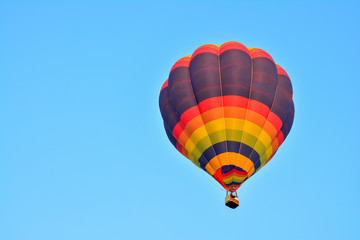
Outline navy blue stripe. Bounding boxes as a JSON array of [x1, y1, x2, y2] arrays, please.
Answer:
[[281, 102, 295, 139], [221, 165, 246, 174], [164, 123, 177, 148], [168, 67, 197, 116], [220, 49, 252, 97], [250, 57, 278, 108], [159, 87, 180, 132], [189, 52, 222, 103], [163, 54, 293, 126], [198, 141, 261, 172], [224, 182, 242, 186], [271, 74, 293, 123]]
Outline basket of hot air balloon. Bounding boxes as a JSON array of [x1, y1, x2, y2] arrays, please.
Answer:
[[159, 41, 294, 209]]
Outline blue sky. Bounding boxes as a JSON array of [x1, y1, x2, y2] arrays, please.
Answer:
[[1, 1, 359, 240]]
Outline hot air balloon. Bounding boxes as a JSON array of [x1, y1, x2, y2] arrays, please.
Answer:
[[159, 41, 294, 209]]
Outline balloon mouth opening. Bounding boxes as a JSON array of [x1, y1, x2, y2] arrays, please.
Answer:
[[228, 185, 240, 192], [213, 168, 246, 192]]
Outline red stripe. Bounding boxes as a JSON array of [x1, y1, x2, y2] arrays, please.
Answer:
[[180, 107, 199, 128], [178, 143, 189, 158], [219, 41, 250, 55], [191, 44, 219, 61], [160, 79, 168, 91], [172, 96, 283, 140], [222, 170, 247, 179], [229, 185, 240, 191], [276, 132, 285, 146], [249, 48, 274, 62], [223, 95, 248, 108], [176, 142, 183, 153], [276, 64, 290, 78], [267, 111, 283, 131], [213, 168, 228, 191], [248, 100, 270, 118], [198, 97, 223, 113], [170, 56, 191, 72], [222, 171, 232, 178], [173, 124, 184, 140], [174, 139, 190, 159]]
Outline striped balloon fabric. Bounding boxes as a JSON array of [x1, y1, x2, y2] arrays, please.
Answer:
[[159, 41, 294, 192]]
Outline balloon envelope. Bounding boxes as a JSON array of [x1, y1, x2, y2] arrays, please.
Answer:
[[159, 41, 294, 192]]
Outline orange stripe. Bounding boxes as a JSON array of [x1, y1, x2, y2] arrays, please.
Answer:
[[180, 107, 199, 127], [271, 138, 279, 153], [224, 107, 277, 138]]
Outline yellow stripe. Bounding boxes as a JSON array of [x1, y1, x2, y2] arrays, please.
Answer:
[[185, 118, 273, 160], [207, 152, 255, 176]]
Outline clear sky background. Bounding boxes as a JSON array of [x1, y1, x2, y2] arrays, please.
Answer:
[[1, 1, 359, 240]]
